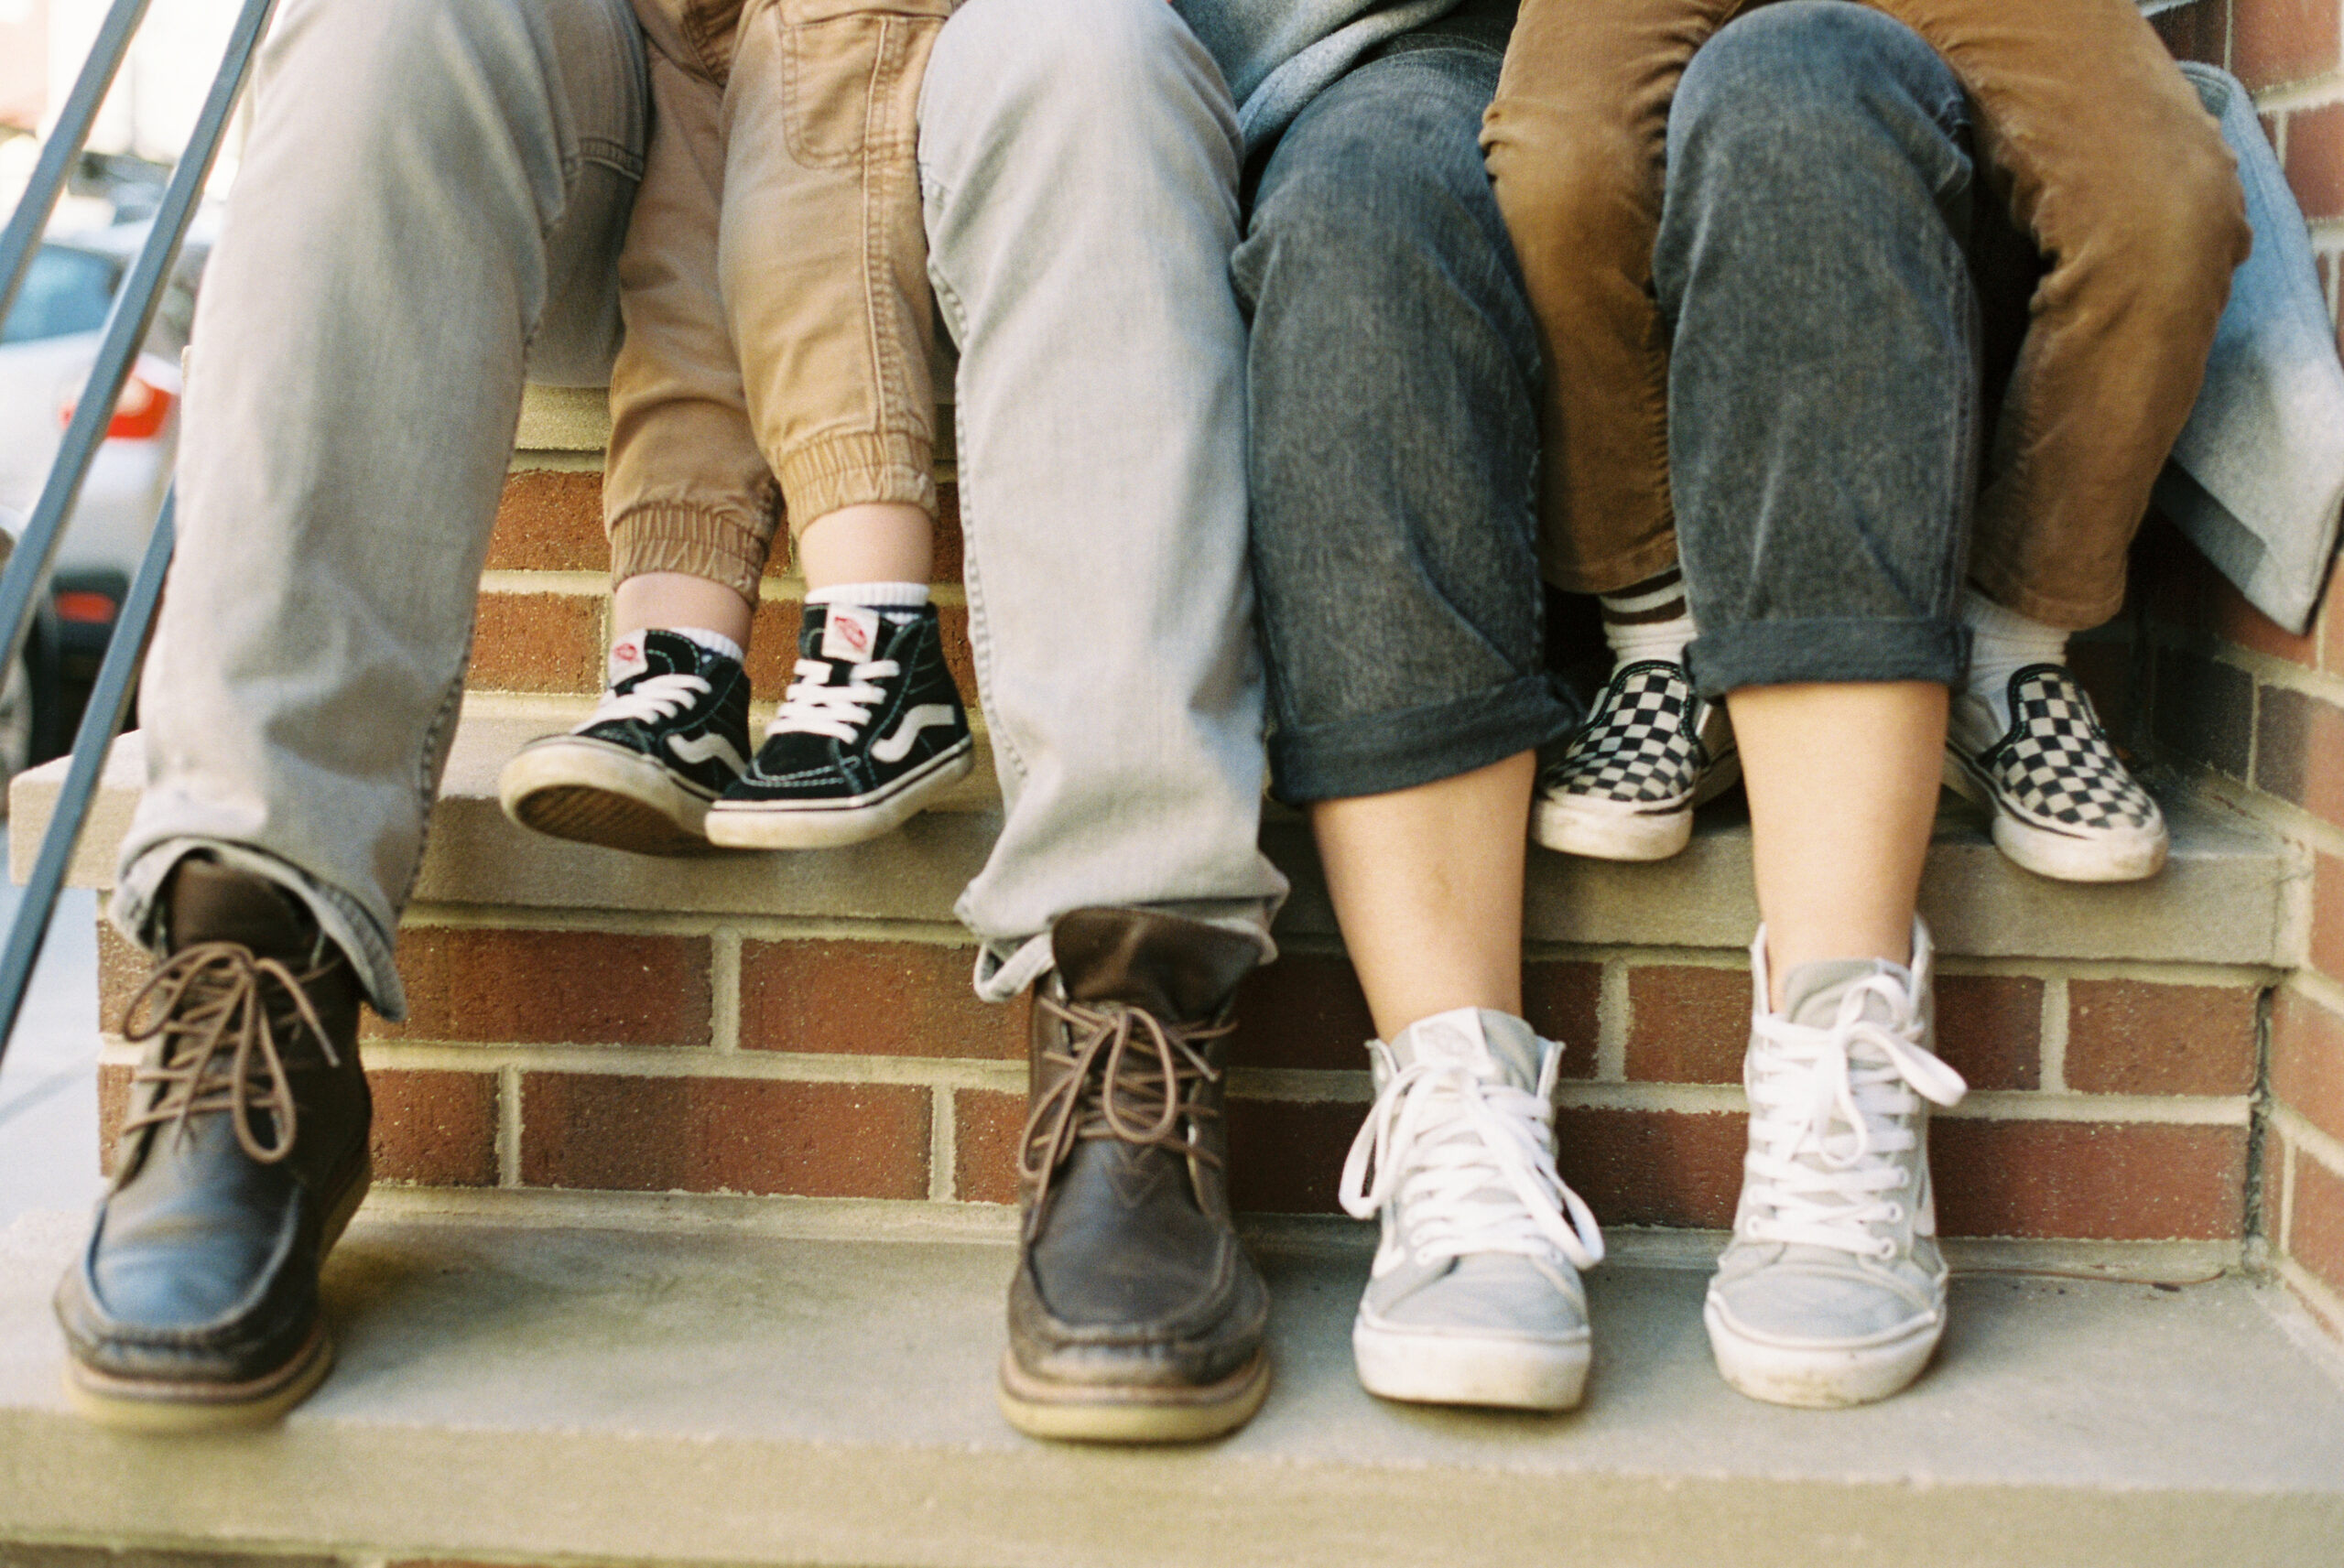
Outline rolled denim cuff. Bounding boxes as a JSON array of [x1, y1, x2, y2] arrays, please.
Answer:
[[1685, 617, 1971, 699], [1267, 673, 1575, 806], [114, 838, 408, 1021]]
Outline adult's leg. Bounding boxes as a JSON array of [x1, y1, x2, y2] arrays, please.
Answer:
[[920, 0, 1285, 1443], [113, 0, 646, 1015], [1235, 30, 1565, 1044], [921, 0, 1285, 1000], [1236, 32, 1599, 1413], [1657, 1, 1975, 1410]]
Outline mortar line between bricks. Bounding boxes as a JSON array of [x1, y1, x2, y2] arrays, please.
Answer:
[[711, 931, 741, 1054], [498, 1064, 522, 1188], [2040, 975, 2069, 1093], [397, 903, 976, 945], [508, 447, 603, 472], [479, 568, 607, 597], [2274, 1255, 2344, 1348], [2274, 1102, 2344, 1178], [1533, 1081, 2250, 1122], [2154, 623, 2344, 712], [929, 1084, 954, 1202], [359, 1040, 1027, 1090], [2242, 77, 2344, 115], [2287, 968, 2344, 1018], [1596, 957, 1629, 1082]]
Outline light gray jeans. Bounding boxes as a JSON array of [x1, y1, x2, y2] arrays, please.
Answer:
[[116, 0, 1284, 1014]]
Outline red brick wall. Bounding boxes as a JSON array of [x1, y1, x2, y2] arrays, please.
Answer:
[[2146, 0, 2344, 1338]]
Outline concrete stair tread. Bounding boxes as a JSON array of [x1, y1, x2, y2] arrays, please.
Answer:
[[1, 1208, 2338, 1566], [13, 715, 2293, 962]]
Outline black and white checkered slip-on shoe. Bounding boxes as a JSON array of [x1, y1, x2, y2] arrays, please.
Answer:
[[1533, 659, 1741, 861], [498, 629, 754, 856], [1944, 664, 2166, 882], [705, 601, 975, 849]]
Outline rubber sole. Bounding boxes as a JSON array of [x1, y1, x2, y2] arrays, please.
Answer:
[[1941, 752, 2167, 883], [707, 741, 974, 850], [1352, 1315, 1590, 1411], [499, 739, 716, 857], [1532, 752, 1742, 862], [995, 1347, 1270, 1444], [1703, 1293, 1942, 1410], [62, 1157, 373, 1433]]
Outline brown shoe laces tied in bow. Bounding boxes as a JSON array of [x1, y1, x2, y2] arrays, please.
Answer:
[[1018, 994, 1235, 1193], [120, 942, 344, 1164]]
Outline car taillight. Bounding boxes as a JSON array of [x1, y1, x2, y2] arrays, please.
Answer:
[[59, 372, 177, 442], [53, 591, 118, 626]]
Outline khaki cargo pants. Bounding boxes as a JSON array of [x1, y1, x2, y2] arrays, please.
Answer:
[[608, 0, 959, 600], [1483, 0, 2252, 630]]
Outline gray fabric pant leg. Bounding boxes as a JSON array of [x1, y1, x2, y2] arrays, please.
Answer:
[[1661, 1, 1977, 698], [112, 0, 646, 1016], [1235, 31, 1569, 806], [920, 0, 1287, 1001]]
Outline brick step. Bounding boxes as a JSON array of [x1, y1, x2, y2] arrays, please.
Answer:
[[9, 722, 2292, 1256], [0, 1207, 2338, 1568]]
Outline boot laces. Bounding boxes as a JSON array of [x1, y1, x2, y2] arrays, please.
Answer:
[[1742, 973, 1966, 1260], [119, 942, 343, 1164], [1018, 994, 1234, 1189], [1338, 1036, 1605, 1271], [581, 671, 709, 730], [766, 658, 899, 743]]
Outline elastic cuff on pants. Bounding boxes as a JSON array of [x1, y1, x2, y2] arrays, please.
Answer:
[[779, 431, 938, 535], [1685, 618, 1971, 698], [113, 838, 409, 1021], [1268, 673, 1576, 806], [610, 502, 776, 602]]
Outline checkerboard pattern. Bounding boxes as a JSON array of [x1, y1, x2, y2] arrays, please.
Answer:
[[1541, 661, 1716, 806], [1972, 665, 2159, 833]]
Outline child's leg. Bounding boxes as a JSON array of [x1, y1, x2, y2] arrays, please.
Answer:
[[501, 30, 768, 854], [1482, 0, 1745, 598], [698, 0, 973, 850]]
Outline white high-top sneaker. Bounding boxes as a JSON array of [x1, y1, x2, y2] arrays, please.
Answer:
[[1339, 1008, 1606, 1410], [1704, 922, 1969, 1409]]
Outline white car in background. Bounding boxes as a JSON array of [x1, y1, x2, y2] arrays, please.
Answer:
[[0, 220, 206, 778]]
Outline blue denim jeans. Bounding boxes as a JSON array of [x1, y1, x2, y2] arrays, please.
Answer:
[[1235, 26, 1574, 805], [1663, 3, 1978, 697]]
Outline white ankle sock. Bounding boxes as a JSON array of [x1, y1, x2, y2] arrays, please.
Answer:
[[1961, 589, 2067, 731], [1600, 568, 1695, 670], [613, 625, 742, 683], [806, 581, 928, 615]]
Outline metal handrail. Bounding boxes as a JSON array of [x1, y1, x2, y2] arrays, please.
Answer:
[[0, 0, 279, 1072]]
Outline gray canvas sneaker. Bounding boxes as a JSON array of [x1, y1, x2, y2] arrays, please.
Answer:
[[1705, 922, 1969, 1409], [1338, 1008, 1606, 1410]]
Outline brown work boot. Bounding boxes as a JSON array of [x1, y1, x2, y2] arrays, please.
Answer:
[[997, 906, 1269, 1442], [54, 858, 371, 1431]]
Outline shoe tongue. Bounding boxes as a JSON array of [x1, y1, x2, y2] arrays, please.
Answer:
[[1390, 1007, 1542, 1087], [1052, 909, 1258, 1022], [1782, 958, 1904, 1029], [610, 629, 702, 687], [803, 601, 888, 665], [167, 859, 316, 961]]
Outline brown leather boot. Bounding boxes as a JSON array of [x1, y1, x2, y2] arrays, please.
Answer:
[[54, 858, 371, 1431], [997, 906, 1269, 1442]]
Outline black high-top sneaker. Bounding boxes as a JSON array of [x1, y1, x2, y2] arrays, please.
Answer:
[[55, 860, 371, 1431], [706, 601, 973, 849], [498, 629, 753, 855], [998, 908, 1270, 1443]]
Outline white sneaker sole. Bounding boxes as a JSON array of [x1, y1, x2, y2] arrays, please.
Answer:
[[1352, 1313, 1591, 1411], [1941, 752, 2168, 883], [706, 741, 974, 850], [499, 739, 717, 857], [1702, 1293, 1943, 1409], [1532, 752, 1742, 862]]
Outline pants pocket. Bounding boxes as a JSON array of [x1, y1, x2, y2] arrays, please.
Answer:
[[778, 0, 952, 168]]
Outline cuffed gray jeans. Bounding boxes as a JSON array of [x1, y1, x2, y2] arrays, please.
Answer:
[[116, 0, 1286, 1015]]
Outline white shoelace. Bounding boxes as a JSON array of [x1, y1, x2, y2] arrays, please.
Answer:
[[765, 658, 899, 742], [1740, 944, 1967, 1260], [576, 671, 710, 731], [1338, 1040, 1605, 1271]]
